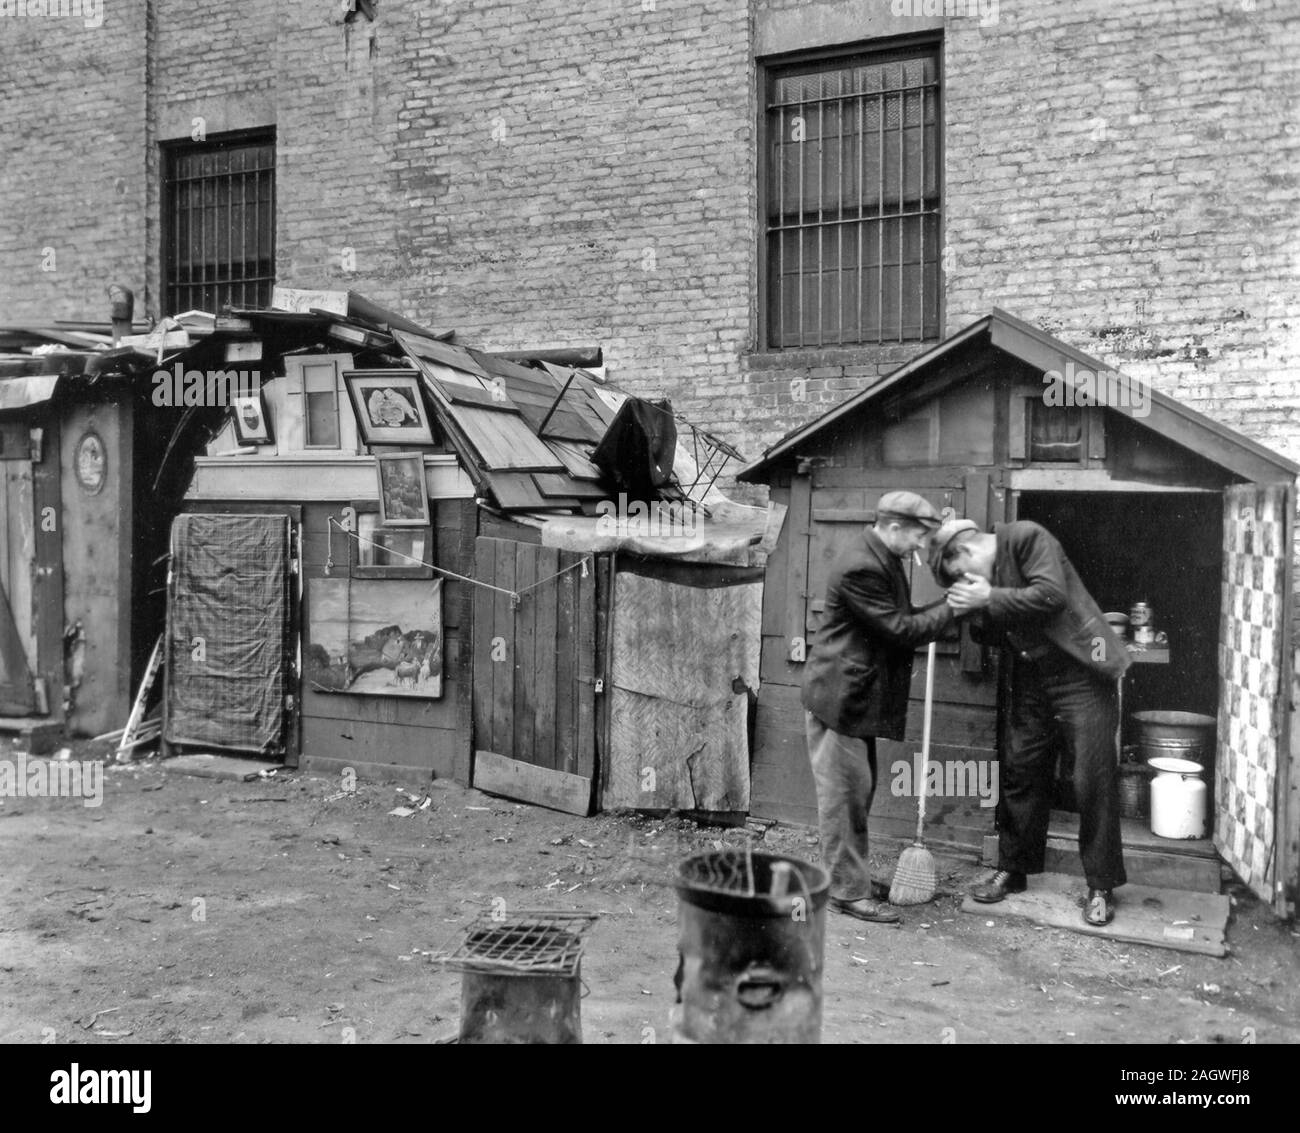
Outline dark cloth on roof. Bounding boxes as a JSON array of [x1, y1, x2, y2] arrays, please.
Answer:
[[591, 397, 678, 506]]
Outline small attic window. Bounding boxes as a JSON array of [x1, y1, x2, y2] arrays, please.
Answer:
[[1029, 399, 1084, 463]]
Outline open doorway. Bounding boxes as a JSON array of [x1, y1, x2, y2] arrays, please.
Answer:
[[1014, 491, 1223, 836]]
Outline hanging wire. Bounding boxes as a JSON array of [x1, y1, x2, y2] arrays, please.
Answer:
[[326, 516, 590, 607]]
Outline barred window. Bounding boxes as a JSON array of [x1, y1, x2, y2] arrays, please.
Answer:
[[163, 131, 275, 315], [764, 46, 941, 348]]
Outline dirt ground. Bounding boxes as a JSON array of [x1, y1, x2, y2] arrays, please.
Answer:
[[2, 736, 1297, 1045]]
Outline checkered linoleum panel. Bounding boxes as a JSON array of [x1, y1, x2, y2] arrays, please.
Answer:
[[1215, 485, 1285, 899]]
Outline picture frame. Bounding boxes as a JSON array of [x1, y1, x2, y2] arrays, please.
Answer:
[[344, 370, 435, 447], [350, 500, 434, 579], [229, 391, 273, 446], [375, 451, 431, 527]]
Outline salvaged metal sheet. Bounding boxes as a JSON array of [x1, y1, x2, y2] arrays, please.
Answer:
[[603, 567, 762, 812], [1215, 482, 1286, 904]]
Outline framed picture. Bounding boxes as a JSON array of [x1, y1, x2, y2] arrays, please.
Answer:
[[351, 501, 434, 579], [230, 392, 273, 446], [375, 451, 431, 527], [307, 577, 443, 699], [345, 370, 435, 446]]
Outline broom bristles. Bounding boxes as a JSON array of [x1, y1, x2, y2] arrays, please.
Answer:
[[889, 842, 937, 905]]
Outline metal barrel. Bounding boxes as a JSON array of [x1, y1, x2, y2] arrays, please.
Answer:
[[457, 926, 584, 1044], [673, 848, 829, 1044], [1132, 710, 1216, 772]]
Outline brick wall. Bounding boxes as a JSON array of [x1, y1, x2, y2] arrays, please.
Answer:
[[943, 0, 1300, 464], [0, 5, 147, 323], [1, 0, 1296, 470]]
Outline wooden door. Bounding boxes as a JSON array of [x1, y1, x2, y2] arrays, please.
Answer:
[[1215, 483, 1290, 909], [0, 420, 60, 717], [472, 537, 596, 814]]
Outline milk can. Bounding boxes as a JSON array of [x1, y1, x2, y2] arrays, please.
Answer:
[[1148, 756, 1208, 839]]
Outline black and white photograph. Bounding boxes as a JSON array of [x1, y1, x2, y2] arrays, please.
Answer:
[[374, 451, 431, 527], [1, 0, 1298, 1084], [344, 369, 435, 446], [228, 391, 272, 446]]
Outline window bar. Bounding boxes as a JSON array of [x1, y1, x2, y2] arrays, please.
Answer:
[[857, 79, 865, 344], [201, 158, 209, 313], [897, 83, 905, 342], [796, 95, 806, 349], [253, 163, 261, 312], [877, 83, 885, 345], [919, 86, 925, 340], [777, 103, 785, 349], [170, 162, 179, 314], [239, 157, 248, 309], [836, 71, 845, 346], [226, 164, 233, 312], [816, 93, 825, 347]]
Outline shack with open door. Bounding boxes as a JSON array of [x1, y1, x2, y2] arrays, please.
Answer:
[[739, 309, 1300, 917]]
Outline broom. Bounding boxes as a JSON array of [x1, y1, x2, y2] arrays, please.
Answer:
[[890, 639, 938, 905]]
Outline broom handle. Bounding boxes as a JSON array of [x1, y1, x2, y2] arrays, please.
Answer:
[[916, 640, 936, 841]]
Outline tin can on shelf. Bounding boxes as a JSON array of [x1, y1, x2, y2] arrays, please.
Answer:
[[1129, 601, 1153, 628]]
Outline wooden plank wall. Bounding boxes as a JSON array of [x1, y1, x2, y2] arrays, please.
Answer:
[[299, 497, 476, 783], [472, 535, 596, 781], [750, 389, 1006, 844]]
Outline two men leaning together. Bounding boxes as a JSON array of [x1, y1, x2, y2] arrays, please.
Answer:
[[802, 491, 1129, 928]]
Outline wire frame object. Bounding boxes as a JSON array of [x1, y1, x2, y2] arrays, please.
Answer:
[[428, 910, 598, 978]]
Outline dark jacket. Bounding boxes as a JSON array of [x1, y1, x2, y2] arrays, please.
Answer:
[[972, 521, 1130, 680], [802, 528, 953, 740]]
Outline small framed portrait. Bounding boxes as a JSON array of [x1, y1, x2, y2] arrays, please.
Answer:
[[375, 452, 431, 527], [230, 392, 273, 446], [345, 370, 435, 447]]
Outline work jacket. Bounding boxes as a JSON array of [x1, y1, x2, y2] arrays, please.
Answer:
[[802, 528, 953, 740], [973, 520, 1131, 681]]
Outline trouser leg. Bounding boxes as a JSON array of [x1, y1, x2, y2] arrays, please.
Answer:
[[997, 663, 1057, 875], [1050, 669, 1127, 890], [805, 711, 876, 902]]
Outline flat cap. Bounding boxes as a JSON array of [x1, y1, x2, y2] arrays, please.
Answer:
[[927, 518, 980, 585], [875, 490, 942, 529]]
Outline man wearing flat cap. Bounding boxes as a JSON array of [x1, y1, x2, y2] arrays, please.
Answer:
[[802, 491, 954, 923], [929, 517, 1129, 926]]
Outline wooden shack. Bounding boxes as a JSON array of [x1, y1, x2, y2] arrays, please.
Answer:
[[177, 304, 770, 811], [0, 350, 175, 745], [739, 309, 1300, 917]]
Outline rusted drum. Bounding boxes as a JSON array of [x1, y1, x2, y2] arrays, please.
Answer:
[[1132, 710, 1216, 774], [458, 925, 583, 1044], [673, 849, 829, 1044]]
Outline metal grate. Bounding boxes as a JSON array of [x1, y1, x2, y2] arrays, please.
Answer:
[[163, 132, 276, 316], [765, 46, 941, 348], [429, 911, 597, 977], [677, 846, 758, 898]]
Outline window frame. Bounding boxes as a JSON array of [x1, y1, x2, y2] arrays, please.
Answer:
[[161, 127, 276, 317], [756, 35, 944, 353], [349, 500, 436, 580]]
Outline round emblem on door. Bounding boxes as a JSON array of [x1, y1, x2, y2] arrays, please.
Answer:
[[75, 431, 106, 495]]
